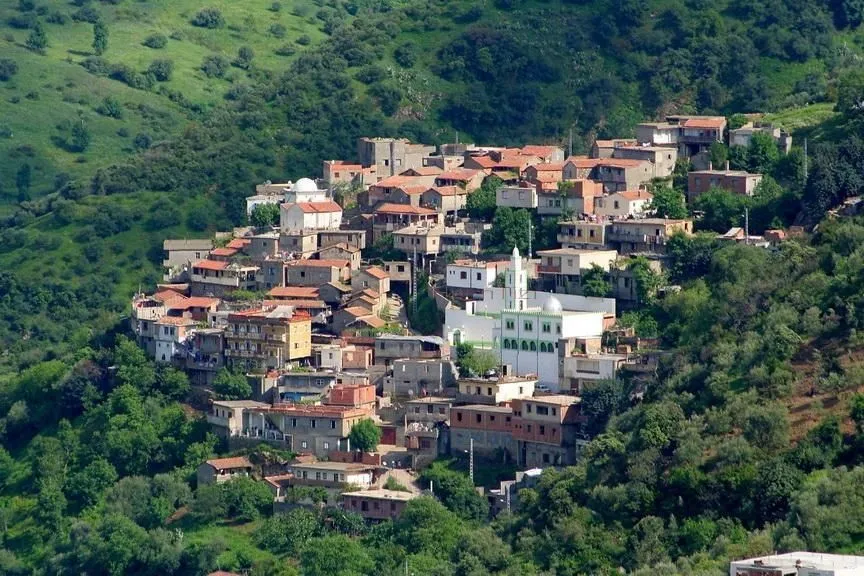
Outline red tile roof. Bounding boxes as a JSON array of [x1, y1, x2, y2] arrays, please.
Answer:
[[400, 166, 442, 176], [262, 299, 327, 308], [362, 266, 389, 280], [205, 457, 252, 470], [154, 290, 188, 304], [342, 306, 373, 318], [192, 260, 228, 271], [436, 168, 483, 181], [426, 186, 465, 196], [564, 157, 603, 169], [375, 203, 437, 215], [398, 185, 429, 196], [156, 316, 196, 326], [597, 158, 648, 168], [521, 145, 560, 156], [682, 117, 726, 129], [209, 247, 238, 257], [168, 297, 220, 310], [616, 190, 653, 200], [226, 238, 251, 249], [291, 201, 343, 214], [268, 286, 320, 298], [355, 316, 386, 328], [529, 163, 564, 172], [358, 289, 380, 299], [372, 175, 430, 188]]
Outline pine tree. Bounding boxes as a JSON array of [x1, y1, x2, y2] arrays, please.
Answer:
[[92, 20, 108, 56], [26, 20, 47, 54]]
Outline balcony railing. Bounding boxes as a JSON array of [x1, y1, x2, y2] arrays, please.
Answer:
[[191, 274, 241, 287], [537, 264, 561, 273], [607, 231, 669, 244]]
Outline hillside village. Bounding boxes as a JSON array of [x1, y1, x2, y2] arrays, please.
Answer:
[[130, 115, 798, 522]]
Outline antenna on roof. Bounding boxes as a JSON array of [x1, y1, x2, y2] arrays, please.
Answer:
[[568, 128, 573, 158]]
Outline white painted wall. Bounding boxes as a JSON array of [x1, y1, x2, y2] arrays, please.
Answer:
[[280, 204, 343, 232], [446, 264, 495, 290], [473, 288, 616, 315]]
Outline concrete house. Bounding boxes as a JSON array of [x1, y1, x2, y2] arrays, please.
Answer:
[[322, 160, 377, 189], [523, 163, 564, 184], [456, 375, 536, 405], [285, 259, 352, 286], [560, 353, 628, 393], [190, 260, 258, 297], [385, 358, 458, 397], [434, 168, 487, 192], [420, 186, 467, 215], [197, 457, 253, 486], [280, 201, 343, 233], [357, 137, 436, 178], [538, 179, 602, 217], [318, 230, 367, 251], [279, 230, 319, 258], [520, 145, 566, 163], [607, 218, 693, 254], [590, 139, 637, 158], [342, 490, 417, 521], [497, 182, 538, 209], [594, 190, 654, 218], [557, 220, 610, 250], [535, 248, 619, 294], [367, 174, 437, 208], [352, 266, 390, 296], [512, 395, 586, 467], [245, 404, 372, 455], [319, 243, 362, 270], [591, 159, 654, 192], [370, 203, 440, 242], [687, 169, 763, 202], [154, 316, 195, 364], [375, 334, 449, 365], [163, 239, 213, 272], [450, 405, 515, 456], [612, 146, 678, 178], [224, 306, 312, 371], [446, 260, 508, 297], [392, 225, 443, 257]]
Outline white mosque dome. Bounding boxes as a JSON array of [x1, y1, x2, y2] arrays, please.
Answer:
[[542, 296, 563, 313], [292, 178, 319, 193]]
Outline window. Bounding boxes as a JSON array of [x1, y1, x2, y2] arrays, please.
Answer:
[[540, 342, 547, 353], [576, 229, 583, 237], [490, 415, 496, 422], [527, 424, 532, 432], [311, 419, 317, 429], [487, 387, 492, 395], [614, 200, 620, 209], [427, 405, 433, 414], [414, 407, 420, 414], [524, 321, 533, 331], [567, 259, 573, 267], [504, 340, 511, 349], [542, 453, 550, 464], [526, 404, 532, 413], [301, 441, 308, 449], [589, 229, 595, 238], [475, 386, 481, 394], [476, 272, 481, 281], [438, 407, 445, 414], [292, 418, 297, 428], [536, 406, 549, 415], [456, 412, 463, 422], [476, 414, 482, 423], [460, 271, 467, 280], [539, 425, 545, 434], [555, 324, 561, 335], [330, 420, 336, 429], [551, 408, 557, 416], [521, 341, 529, 351], [542, 322, 551, 333], [529, 341, 536, 351], [506, 320, 514, 330], [323, 441, 330, 450]]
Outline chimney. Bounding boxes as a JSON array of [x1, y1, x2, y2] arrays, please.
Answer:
[[725, 160, 730, 171]]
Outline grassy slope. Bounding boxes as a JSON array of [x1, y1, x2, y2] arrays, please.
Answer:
[[0, 0, 324, 199]]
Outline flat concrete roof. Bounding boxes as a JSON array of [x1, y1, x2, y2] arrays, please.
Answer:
[[342, 489, 418, 501]]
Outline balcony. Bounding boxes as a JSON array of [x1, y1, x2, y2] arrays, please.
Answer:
[[607, 231, 668, 244], [132, 305, 166, 321], [206, 414, 230, 427], [227, 331, 287, 342], [537, 264, 561, 274], [191, 274, 241, 287]]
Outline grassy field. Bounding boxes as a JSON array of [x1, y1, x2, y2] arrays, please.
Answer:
[[0, 0, 326, 200]]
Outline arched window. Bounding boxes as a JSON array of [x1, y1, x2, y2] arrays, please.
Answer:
[[503, 339, 511, 349], [529, 341, 537, 351], [521, 340, 528, 351], [539, 342, 547, 353], [511, 339, 518, 349]]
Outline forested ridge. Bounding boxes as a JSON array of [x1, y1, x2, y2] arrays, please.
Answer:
[[1, 0, 864, 572]]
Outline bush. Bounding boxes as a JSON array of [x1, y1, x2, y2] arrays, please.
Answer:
[[96, 96, 123, 118], [234, 46, 254, 69], [296, 34, 311, 45], [46, 11, 69, 25], [109, 64, 153, 90], [191, 7, 224, 28], [8, 13, 37, 29], [147, 59, 173, 81], [355, 65, 385, 84], [201, 54, 229, 78], [394, 42, 418, 68], [274, 44, 295, 57], [19, 0, 35, 11], [142, 33, 167, 49], [224, 84, 250, 100], [0, 59, 18, 81], [133, 133, 152, 150], [269, 1, 282, 11], [81, 56, 109, 75], [269, 23, 286, 37], [71, 6, 100, 23]]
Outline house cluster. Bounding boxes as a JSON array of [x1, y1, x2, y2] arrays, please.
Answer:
[[132, 123, 791, 522]]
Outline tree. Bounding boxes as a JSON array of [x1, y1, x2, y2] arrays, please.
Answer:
[[213, 369, 251, 400], [692, 187, 748, 233], [26, 20, 47, 53], [649, 185, 688, 219], [627, 256, 664, 304], [92, 20, 108, 55], [348, 418, 380, 452], [851, 393, 864, 435], [201, 54, 229, 78], [484, 207, 532, 254], [0, 59, 18, 81], [748, 131, 781, 174], [419, 462, 488, 521], [155, 366, 190, 400], [114, 335, 156, 393], [66, 458, 118, 510], [15, 163, 31, 200], [147, 59, 174, 82], [250, 203, 280, 227], [234, 46, 255, 69], [143, 33, 167, 49], [300, 535, 374, 576], [709, 141, 728, 169], [454, 343, 498, 377], [254, 508, 322, 555], [70, 121, 91, 152], [191, 7, 224, 28], [466, 176, 500, 220], [581, 263, 612, 297]]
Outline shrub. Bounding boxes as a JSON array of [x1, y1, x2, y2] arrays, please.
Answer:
[[191, 7, 224, 28], [233, 46, 254, 69], [224, 84, 250, 100], [269, 1, 282, 11], [274, 44, 295, 56], [116, 127, 129, 137], [18, 0, 35, 12], [109, 63, 153, 89], [0, 59, 18, 81], [201, 54, 229, 78], [355, 65, 385, 84], [46, 11, 68, 24], [81, 56, 109, 75], [147, 59, 173, 81], [142, 33, 167, 49], [133, 133, 152, 150], [394, 42, 418, 68], [96, 96, 123, 118], [269, 23, 286, 37], [71, 6, 100, 23], [296, 34, 311, 45], [8, 13, 37, 29]]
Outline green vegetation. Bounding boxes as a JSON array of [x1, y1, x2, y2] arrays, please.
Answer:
[[348, 418, 381, 453]]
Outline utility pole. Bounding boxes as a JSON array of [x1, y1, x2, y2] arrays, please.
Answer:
[[803, 137, 808, 182], [568, 128, 573, 158], [469, 437, 474, 484], [412, 244, 418, 319], [744, 207, 749, 246], [527, 219, 532, 260]]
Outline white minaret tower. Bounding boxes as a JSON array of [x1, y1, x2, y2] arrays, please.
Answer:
[[505, 246, 527, 311]]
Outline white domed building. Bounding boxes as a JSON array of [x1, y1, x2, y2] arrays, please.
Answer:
[[284, 177, 327, 204]]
